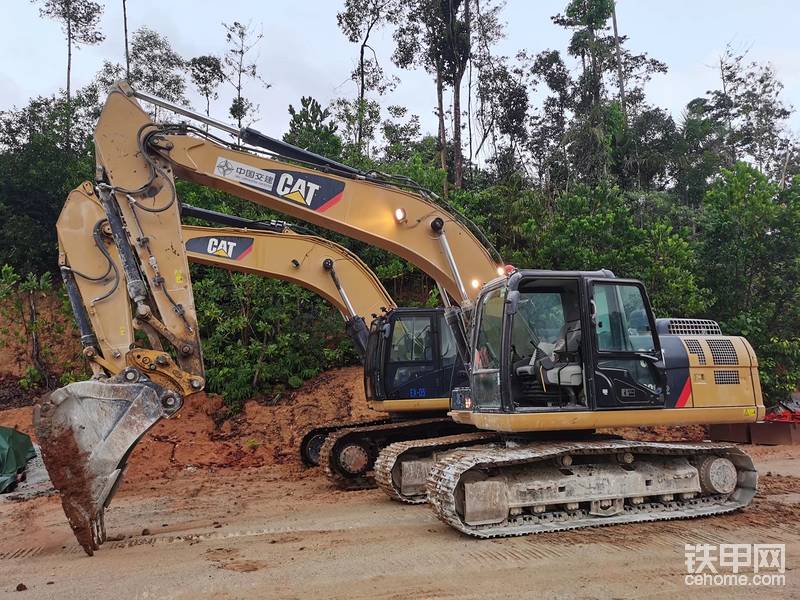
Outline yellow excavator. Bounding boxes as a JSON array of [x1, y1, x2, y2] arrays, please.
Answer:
[[40, 81, 499, 553], [61, 181, 476, 487], [38, 82, 764, 553]]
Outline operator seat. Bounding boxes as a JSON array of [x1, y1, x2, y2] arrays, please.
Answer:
[[541, 317, 582, 388], [516, 290, 584, 403]]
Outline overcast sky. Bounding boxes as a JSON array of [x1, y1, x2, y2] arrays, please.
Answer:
[[2, 0, 798, 148]]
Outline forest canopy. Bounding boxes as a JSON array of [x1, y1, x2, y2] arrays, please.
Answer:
[[1, 0, 799, 407]]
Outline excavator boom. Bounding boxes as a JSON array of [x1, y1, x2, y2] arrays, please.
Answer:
[[100, 83, 500, 304], [61, 183, 395, 360]]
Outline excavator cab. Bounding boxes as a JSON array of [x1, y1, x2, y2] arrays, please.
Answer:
[[365, 308, 467, 409], [463, 269, 665, 414]]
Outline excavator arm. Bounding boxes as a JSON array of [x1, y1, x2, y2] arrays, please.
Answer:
[[44, 182, 398, 554], [61, 182, 395, 365], [183, 219, 394, 356], [38, 83, 500, 554]]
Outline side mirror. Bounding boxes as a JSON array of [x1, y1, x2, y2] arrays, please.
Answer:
[[505, 290, 519, 315], [589, 299, 597, 325]]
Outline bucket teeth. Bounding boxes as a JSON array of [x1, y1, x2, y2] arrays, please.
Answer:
[[34, 378, 168, 555]]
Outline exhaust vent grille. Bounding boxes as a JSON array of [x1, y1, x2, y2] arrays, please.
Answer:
[[684, 339, 707, 365], [714, 370, 740, 385], [707, 339, 738, 365], [667, 319, 722, 335]]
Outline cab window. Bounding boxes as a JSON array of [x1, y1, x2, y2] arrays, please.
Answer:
[[474, 288, 504, 369], [518, 292, 565, 344], [389, 316, 433, 362], [592, 283, 655, 353], [472, 287, 505, 408], [438, 314, 458, 368], [387, 315, 435, 390]]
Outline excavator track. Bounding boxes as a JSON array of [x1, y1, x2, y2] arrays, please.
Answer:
[[374, 432, 498, 504], [427, 440, 757, 538], [299, 418, 392, 467], [319, 418, 476, 490]]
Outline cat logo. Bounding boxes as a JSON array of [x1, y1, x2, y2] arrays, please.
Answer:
[[275, 173, 321, 206], [207, 237, 237, 258], [185, 235, 254, 261], [213, 155, 346, 212]]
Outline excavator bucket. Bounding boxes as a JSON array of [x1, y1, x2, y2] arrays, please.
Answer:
[[34, 372, 169, 555]]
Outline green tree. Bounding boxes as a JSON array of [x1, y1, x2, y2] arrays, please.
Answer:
[[671, 98, 729, 210], [284, 96, 342, 159], [32, 0, 104, 103], [337, 0, 401, 155], [32, 0, 104, 147], [98, 27, 188, 117], [528, 50, 574, 194], [475, 59, 529, 173], [188, 55, 225, 122], [223, 21, 269, 132], [707, 47, 796, 180], [531, 184, 708, 316], [381, 105, 421, 162], [393, 0, 450, 190], [0, 85, 97, 274], [0, 265, 62, 390], [331, 97, 381, 160], [438, 0, 471, 188], [698, 163, 800, 402]]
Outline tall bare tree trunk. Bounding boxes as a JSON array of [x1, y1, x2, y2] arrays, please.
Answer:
[[453, 84, 463, 188], [611, 0, 626, 118], [123, 0, 130, 79], [467, 57, 473, 179], [355, 17, 378, 156], [235, 38, 244, 142], [27, 292, 53, 389], [357, 40, 366, 152], [436, 70, 448, 197], [581, 10, 600, 109], [451, 0, 470, 189], [719, 56, 736, 164], [65, 0, 72, 151], [65, 0, 72, 102], [453, 0, 472, 189]]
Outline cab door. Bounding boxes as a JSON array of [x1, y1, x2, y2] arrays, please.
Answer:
[[383, 310, 453, 400], [588, 280, 665, 409]]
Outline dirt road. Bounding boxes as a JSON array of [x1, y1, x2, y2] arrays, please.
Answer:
[[1, 368, 798, 599], [0, 445, 798, 599]]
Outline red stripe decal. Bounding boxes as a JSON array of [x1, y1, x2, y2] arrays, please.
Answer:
[[236, 244, 254, 261], [317, 191, 344, 213], [675, 377, 692, 408]]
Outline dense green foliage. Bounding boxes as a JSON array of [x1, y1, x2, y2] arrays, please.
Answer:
[[2, 1, 799, 407], [177, 182, 360, 405]]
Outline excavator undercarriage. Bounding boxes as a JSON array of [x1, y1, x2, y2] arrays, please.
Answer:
[[427, 439, 756, 537], [318, 417, 475, 489]]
